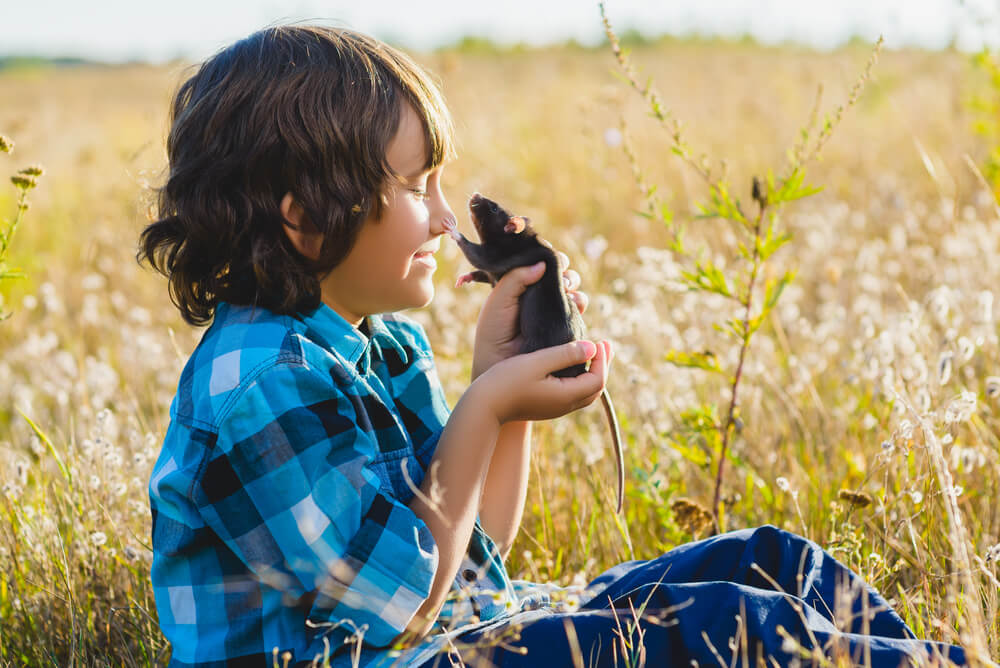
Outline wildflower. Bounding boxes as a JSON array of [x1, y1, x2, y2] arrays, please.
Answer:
[[90, 531, 108, 547], [937, 351, 952, 385], [9, 174, 37, 190], [15, 458, 28, 485], [909, 490, 924, 504], [944, 391, 977, 423], [670, 498, 713, 535], [584, 235, 609, 261], [838, 489, 873, 508], [0, 135, 12, 152], [957, 336, 974, 362], [985, 377, 1000, 399], [977, 290, 994, 323], [603, 127, 623, 147], [17, 164, 44, 177], [775, 477, 791, 492], [986, 544, 1000, 563], [916, 389, 931, 413]]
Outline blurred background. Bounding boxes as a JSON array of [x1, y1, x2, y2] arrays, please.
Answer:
[[5, 0, 1000, 62], [2, 1, 1000, 664]]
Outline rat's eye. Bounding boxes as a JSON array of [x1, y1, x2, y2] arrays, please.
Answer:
[[488, 201, 498, 213]]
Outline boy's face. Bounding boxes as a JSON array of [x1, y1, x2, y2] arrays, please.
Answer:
[[318, 104, 454, 325]]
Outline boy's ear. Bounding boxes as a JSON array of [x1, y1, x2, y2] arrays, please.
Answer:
[[280, 193, 323, 261]]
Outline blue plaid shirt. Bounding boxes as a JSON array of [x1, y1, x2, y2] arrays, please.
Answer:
[[149, 302, 523, 667]]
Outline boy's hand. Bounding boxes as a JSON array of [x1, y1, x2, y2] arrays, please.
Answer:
[[469, 251, 588, 380], [473, 339, 611, 424]]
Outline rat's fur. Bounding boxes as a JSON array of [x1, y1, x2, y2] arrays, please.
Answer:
[[448, 193, 625, 512]]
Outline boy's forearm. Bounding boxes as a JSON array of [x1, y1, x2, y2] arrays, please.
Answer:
[[479, 420, 532, 560], [402, 383, 501, 639]]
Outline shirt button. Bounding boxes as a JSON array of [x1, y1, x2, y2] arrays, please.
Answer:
[[462, 568, 478, 582]]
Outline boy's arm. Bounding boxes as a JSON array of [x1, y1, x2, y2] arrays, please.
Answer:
[[402, 381, 501, 639], [478, 420, 532, 560], [401, 340, 608, 641]]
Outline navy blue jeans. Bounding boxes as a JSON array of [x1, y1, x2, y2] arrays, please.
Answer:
[[426, 526, 967, 667]]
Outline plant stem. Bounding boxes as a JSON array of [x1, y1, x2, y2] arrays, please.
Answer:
[[712, 204, 767, 533], [1, 189, 28, 259]]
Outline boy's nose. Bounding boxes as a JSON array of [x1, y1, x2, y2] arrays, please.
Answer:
[[429, 197, 455, 236]]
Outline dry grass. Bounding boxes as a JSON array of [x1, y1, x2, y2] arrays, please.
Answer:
[[0, 39, 998, 665]]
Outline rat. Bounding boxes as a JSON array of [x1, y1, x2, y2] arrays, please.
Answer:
[[443, 192, 625, 514]]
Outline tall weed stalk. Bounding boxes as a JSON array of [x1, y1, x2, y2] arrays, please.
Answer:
[[599, 4, 882, 533]]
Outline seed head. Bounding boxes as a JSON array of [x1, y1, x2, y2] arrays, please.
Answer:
[[10, 174, 37, 190], [751, 175, 767, 208], [17, 164, 44, 177], [670, 497, 713, 535], [0, 135, 12, 153], [838, 489, 873, 508]]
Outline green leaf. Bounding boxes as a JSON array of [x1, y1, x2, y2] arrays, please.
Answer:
[[669, 439, 711, 467], [757, 222, 792, 260], [665, 349, 723, 374], [19, 410, 73, 487], [680, 260, 733, 298], [764, 271, 795, 310], [773, 167, 823, 204]]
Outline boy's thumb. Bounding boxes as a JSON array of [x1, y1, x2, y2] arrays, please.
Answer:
[[495, 262, 545, 301], [539, 340, 596, 372]]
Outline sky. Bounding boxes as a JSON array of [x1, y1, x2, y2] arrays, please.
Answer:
[[3, 0, 1000, 63]]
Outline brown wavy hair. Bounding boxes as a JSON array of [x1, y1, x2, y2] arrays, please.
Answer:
[[138, 26, 455, 325]]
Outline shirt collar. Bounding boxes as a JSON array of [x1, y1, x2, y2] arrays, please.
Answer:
[[299, 304, 409, 374]]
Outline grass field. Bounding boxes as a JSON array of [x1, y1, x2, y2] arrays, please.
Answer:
[[1, 36, 999, 665]]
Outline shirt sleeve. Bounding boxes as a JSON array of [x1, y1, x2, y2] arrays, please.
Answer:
[[194, 360, 439, 647]]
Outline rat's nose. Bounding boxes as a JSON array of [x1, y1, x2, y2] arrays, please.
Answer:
[[469, 192, 484, 208]]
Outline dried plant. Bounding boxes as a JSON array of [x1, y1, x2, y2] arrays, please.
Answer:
[[0, 134, 43, 320]]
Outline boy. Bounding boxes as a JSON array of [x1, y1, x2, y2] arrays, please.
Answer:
[[142, 25, 608, 666], [142, 24, 969, 668]]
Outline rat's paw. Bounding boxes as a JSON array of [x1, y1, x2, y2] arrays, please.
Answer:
[[455, 272, 476, 288], [442, 216, 462, 241]]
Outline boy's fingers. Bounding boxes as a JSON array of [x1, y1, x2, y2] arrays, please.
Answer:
[[524, 340, 597, 376], [494, 262, 545, 302]]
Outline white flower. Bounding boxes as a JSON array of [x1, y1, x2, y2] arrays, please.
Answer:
[[90, 531, 108, 547], [937, 352, 952, 385], [775, 477, 791, 492], [985, 377, 1000, 400], [584, 235, 609, 261], [603, 127, 623, 148]]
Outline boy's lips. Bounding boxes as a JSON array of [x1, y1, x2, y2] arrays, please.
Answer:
[[412, 248, 438, 269]]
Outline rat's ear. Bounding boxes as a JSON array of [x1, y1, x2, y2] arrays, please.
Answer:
[[504, 216, 527, 234], [280, 192, 323, 261]]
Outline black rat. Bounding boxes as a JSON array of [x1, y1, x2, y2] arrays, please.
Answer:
[[444, 192, 625, 514]]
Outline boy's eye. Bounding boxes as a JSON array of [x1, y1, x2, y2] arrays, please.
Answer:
[[410, 188, 429, 200]]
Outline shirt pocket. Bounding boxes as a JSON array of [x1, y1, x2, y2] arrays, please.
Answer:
[[369, 445, 425, 502]]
